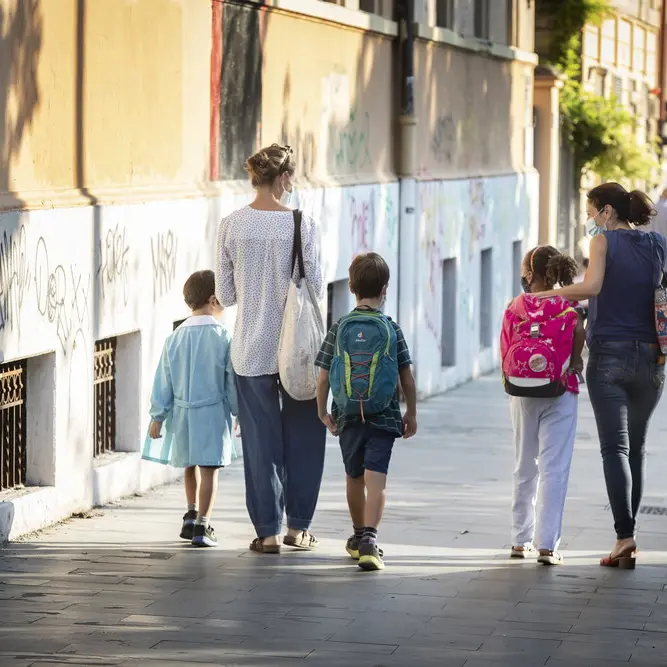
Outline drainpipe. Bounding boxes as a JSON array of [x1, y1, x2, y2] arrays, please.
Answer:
[[397, 0, 418, 382]]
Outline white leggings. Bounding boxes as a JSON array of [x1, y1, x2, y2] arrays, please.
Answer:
[[510, 392, 578, 551]]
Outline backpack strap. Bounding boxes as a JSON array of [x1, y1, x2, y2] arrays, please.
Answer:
[[291, 210, 306, 281]]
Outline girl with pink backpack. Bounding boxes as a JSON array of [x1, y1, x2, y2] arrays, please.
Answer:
[[500, 246, 585, 565]]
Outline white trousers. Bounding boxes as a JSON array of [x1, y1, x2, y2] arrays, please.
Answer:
[[510, 392, 577, 551]]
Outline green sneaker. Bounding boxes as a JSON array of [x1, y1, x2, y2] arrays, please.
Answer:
[[358, 540, 385, 571]]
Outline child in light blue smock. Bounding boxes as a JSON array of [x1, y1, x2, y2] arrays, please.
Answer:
[[142, 270, 237, 548]]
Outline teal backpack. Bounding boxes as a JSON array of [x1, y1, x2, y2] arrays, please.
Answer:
[[329, 310, 398, 419]]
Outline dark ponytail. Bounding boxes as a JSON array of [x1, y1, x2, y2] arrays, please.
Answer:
[[627, 190, 654, 226], [588, 182, 656, 227]]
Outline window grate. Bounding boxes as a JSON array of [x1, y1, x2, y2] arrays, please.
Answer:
[[0, 360, 26, 491], [94, 338, 116, 457]]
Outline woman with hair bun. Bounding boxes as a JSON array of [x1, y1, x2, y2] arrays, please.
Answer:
[[535, 182, 667, 569], [215, 144, 326, 554]]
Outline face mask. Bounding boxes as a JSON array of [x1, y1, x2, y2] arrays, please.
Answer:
[[521, 276, 532, 293], [280, 175, 293, 206], [280, 189, 292, 206], [586, 209, 602, 237]]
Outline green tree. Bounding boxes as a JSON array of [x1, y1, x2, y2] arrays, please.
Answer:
[[537, 0, 658, 182]]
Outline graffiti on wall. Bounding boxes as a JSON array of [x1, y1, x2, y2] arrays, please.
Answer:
[[419, 184, 445, 343], [34, 237, 90, 356], [97, 225, 130, 306], [0, 224, 91, 359], [151, 230, 178, 301], [468, 180, 486, 259], [348, 192, 376, 256], [380, 186, 398, 251], [430, 114, 456, 165], [0, 226, 30, 332], [321, 71, 372, 174], [330, 109, 372, 172]]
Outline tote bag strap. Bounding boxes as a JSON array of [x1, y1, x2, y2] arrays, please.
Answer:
[[291, 210, 306, 281]]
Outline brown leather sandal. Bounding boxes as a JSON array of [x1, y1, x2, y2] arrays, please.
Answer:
[[283, 531, 318, 550], [249, 537, 281, 554]]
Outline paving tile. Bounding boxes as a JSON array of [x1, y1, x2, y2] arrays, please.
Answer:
[[551, 639, 634, 661], [477, 635, 560, 656], [3, 376, 667, 666], [545, 659, 627, 666], [462, 660, 548, 667]]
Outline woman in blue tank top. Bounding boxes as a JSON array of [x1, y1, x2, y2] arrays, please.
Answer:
[[536, 182, 666, 569]]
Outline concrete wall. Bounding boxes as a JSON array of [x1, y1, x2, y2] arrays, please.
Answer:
[[414, 171, 538, 396]]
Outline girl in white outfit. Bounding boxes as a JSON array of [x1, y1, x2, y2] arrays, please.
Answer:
[[508, 246, 585, 565]]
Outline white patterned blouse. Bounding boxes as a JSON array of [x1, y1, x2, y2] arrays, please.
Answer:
[[215, 205, 323, 377]]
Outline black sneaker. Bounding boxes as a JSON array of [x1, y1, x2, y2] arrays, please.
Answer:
[[347, 535, 384, 561], [180, 510, 197, 540], [192, 524, 218, 547], [358, 540, 385, 571]]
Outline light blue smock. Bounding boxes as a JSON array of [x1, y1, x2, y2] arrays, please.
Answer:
[[142, 315, 238, 468]]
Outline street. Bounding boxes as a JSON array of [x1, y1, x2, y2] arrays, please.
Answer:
[[2, 374, 667, 666]]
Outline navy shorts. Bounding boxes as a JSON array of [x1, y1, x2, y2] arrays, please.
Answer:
[[339, 423, 395, 478]]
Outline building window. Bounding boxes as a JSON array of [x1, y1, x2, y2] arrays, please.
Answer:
[[474, 0, 490, 40], [588, 67, 607, 97], [360, 0, 392, 16], [93, 337, 117, 457], [618, 19, 631, 69], [613, 75, 624, 103], [633, 25, 646, 74], [512, 241, 523, 298], [436, 0, 455, 29], [583, 25, 599, 60], [647, 31, 657, 81], [440, 259, 457, 367], [480, 249, 493, 350], [0, 360, 26, 491], [601, 18, 616, 66]]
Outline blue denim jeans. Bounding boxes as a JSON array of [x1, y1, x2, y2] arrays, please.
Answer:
[[586, 340, 665, 539], [235, 374, 326, 538]]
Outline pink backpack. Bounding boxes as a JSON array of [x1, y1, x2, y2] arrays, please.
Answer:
[[500, 294, 578, 397]]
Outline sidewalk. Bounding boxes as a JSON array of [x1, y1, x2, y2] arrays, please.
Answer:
[[3, 375, 667, 666]]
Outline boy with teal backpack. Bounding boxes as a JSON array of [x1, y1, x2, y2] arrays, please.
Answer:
[[315, 252, 417, 571]]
